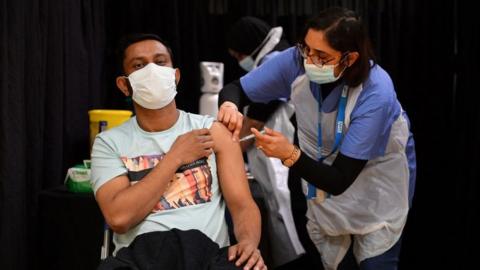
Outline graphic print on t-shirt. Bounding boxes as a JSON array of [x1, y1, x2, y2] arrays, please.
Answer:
[[121, 155, 213, 212]]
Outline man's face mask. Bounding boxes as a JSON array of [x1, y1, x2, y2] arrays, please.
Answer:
[[303, 59, 344, 85], [126, 63, 177, 109]]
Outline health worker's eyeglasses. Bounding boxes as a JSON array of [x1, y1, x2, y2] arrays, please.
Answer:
[[297, 43, 349, 68]]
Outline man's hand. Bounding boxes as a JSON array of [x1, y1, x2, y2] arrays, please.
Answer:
[[168, 128, 214, 165], [217, 101, 244, 141], [228, 242, 267, 270], [251, 127, 293, 160]]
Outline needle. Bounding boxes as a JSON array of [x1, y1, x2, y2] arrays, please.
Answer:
[[239, 129, 266, 142]]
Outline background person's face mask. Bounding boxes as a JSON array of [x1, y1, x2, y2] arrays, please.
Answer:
[[238, 56, 255, 72], [303, 59, 343, 85], [126, 63, 177, 109]]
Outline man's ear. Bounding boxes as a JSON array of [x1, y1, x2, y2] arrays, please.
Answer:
[[175, 68, 181, 85], [116, 76, 130, 96], [345, 52, 359, 67]]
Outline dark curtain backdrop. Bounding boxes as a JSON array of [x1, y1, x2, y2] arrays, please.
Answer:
[[453, 1, 480, 268], [1, 0, 477, 269], [0, 0, 106, 269]]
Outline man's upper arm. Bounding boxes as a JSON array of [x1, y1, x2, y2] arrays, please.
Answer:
[[90, 136, 131, 206], [210, 122, 253, 207], [91, 136, 128, 193]]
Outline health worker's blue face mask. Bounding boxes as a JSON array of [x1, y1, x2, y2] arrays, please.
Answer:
[[303, 59, 343, 85]]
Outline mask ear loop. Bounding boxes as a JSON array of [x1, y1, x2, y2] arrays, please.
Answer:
[[336, 52, 351, 77], [340, 51, 351, 66], [122, 75, 133, 96]]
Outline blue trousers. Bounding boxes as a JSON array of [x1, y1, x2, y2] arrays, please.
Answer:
[[337, 236, 403, 270]]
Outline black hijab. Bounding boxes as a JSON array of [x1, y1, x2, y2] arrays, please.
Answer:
[[227, 16, 272, 55]]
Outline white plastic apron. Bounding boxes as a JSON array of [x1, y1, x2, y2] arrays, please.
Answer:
[[290, 75, 410, 270], [252, 26, 283, 69], [245, 102, 306, 267]]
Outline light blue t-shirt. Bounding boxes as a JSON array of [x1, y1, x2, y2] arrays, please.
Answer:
[[90, 110, 229, 253], [240, 46, 416, 202]]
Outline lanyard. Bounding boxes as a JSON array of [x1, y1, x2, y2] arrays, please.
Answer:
[[306, 86, 348, 200]]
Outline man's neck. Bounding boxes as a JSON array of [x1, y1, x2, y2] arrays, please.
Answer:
[[134, 101, 180, 132]]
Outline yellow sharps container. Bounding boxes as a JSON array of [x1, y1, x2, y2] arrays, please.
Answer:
[[88, 110, 132, 149]]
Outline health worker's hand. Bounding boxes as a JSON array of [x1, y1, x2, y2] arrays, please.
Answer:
[[251, 127, 294, 161], [217, 101, 243, 141], [239, 117, 265, 152]]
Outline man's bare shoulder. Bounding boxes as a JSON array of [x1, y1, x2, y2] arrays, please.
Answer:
[[209, 121, 237, 152], [210, 121, 232, 135]]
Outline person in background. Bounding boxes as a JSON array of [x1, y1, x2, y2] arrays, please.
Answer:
[[227, 16, 289, 72], [218, 7, 416, 270], [91, 33, 266, 270], [224, 16, 323, 269], [224, 16, 290, 146]]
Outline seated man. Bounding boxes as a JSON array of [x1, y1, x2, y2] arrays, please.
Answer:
[[91, 33, 266, 270]]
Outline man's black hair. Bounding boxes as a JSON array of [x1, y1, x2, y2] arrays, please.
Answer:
[[116, 33, 174, 74]]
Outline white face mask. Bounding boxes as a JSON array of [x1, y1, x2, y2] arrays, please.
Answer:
[[126, 63, 177, 109], [239, 56, 255, 72], [303, 59, 343, 85]]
